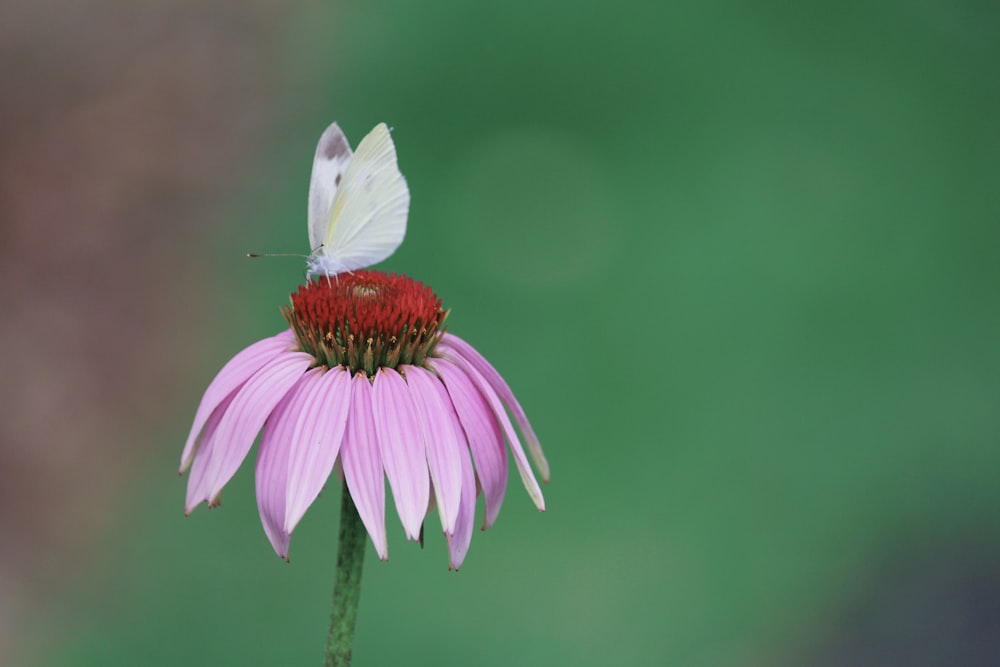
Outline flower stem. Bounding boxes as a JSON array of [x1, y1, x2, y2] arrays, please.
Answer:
[[325, 483, 367, 666]]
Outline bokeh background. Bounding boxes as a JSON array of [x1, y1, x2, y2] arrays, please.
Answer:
[[3, 1, 999, 665]]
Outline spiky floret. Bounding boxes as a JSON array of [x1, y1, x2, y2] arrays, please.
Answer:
[[283, 270, 448, 377]]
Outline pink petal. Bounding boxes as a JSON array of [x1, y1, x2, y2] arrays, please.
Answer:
[[435, 348, 545, 512], [372, 368, 429, 541], [201, 350, 315, 505], [447, 440, 477, 571], [438, 333, 550, 483], [180, 330, 295, 473], [427, 358, 508, 529], [403, 366, 464, 536], [283, 367, 351, 535], [255, 370, 323, 559], [184, 390, 237, 514], [341, 373, 388, 560]]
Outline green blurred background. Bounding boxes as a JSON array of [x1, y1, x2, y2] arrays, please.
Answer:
[[5, 1, 999, 665]]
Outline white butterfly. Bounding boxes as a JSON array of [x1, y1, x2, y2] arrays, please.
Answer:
[[305, 122, 410, 278]]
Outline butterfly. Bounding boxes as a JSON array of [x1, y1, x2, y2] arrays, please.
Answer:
[[305, 122, 410, 278]]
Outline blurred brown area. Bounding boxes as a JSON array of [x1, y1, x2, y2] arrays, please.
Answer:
[[0, 0, 282, 658]]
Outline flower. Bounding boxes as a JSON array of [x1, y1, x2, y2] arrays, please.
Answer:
[[180, 270, 548, 570]]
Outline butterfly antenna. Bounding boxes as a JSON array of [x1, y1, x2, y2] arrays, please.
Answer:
[[246, 252, 308, 259]]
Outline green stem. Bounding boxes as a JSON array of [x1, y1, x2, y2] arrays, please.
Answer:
[[325, 483, 367, 666]]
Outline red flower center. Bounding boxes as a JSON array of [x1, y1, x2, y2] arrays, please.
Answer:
[[283, 270, 448, 376]]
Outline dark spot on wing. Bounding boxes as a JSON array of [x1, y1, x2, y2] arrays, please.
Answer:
[[335, 172, 342, 186], [322, 132, 350, 160]]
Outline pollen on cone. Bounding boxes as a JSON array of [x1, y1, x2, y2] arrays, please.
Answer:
[[284, 271, 447, 377]]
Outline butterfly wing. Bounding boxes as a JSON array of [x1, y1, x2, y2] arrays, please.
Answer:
[[307, 123, 354, 252], [317, 123, 409, 274]]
